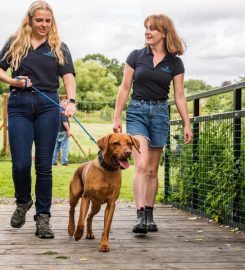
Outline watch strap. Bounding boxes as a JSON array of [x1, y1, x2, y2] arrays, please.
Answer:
[[68, 98, 76, 104]]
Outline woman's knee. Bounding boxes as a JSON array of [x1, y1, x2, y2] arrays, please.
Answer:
[[147, 167, 158, 178], [135, 162, 148, 174], [13, 162, 31, 175]]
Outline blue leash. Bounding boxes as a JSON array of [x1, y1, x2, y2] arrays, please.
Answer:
[[15, 77, 97, 145]]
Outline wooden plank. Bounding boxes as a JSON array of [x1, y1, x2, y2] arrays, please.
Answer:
[[0, 202, 244, 270]]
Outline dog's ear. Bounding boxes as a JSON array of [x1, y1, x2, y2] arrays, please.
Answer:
[[97, 134, 112, 154], [129, 135, 141, 154]]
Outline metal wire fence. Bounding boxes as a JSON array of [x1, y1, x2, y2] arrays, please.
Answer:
[[164, 83, 245, 230]]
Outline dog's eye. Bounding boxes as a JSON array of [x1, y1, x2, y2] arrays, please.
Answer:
[[113, 142, 120, 146], [127, 142, 132, 147]]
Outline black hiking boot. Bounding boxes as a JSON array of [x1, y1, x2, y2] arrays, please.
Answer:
[[35, 214, 54, 239], [132, 208, 147, 234], [10, 200, 33, 228], [145, 206, 158, 232]]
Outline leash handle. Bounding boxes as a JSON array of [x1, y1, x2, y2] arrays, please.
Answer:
[[15, 76, 28, 88], [15, 76, 98, 145]]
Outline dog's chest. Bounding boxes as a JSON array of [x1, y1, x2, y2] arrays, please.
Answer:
[[83, 169, 121, 203]]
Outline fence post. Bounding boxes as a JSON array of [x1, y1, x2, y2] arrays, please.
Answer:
[[233, 88, 242, 223], [3, 93, 10, 155], [192, 98, 199, 210]]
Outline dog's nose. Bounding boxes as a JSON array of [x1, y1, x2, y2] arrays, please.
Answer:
[[124, 150, 131, 157]]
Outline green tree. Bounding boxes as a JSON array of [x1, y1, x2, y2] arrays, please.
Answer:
[[64, 60, 118, 102], [81, 54, 124, 86], [184, 79, 213, 95]]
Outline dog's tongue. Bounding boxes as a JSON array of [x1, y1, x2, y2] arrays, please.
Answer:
[[118, 159, 130, 169]]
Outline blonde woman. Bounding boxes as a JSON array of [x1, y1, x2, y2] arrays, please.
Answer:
[[0, 1, 76, 238], [113, 14, 192, 233]]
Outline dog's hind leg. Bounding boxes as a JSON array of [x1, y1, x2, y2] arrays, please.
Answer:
[[68, 194, 80, 236], [68, 175, 84, 237], [86, 202, 101, 239], [74, 196, 90, 241]]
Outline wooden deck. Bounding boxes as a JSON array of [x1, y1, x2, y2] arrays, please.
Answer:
[[0, 201, 244, 270]]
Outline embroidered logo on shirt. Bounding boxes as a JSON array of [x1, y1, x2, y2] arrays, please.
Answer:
[[43, 51, 56, 58], [161, 65, 172, 73]]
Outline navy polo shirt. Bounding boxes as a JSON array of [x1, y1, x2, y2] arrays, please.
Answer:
[[0, 39, 75, 92], [126, 46, 185, 101]]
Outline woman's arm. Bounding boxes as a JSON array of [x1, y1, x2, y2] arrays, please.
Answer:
[[63, 121, 72, 136], [62, 73, 76, 117], [113, 64, 134, 133], [0, 68, 32, 88], [173, 74, 192, 144]]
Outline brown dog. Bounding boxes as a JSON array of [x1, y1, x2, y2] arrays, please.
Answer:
[[68, 133, 140, 252]]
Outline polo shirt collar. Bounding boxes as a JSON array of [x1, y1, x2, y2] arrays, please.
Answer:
[[31, 40, 49, 51], [38, 40, 49, 48], [146, 46, 171, 60], [146, 46, 154, 55]]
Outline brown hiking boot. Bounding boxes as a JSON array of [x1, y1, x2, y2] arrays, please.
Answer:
[[10, 200, 33, 228], [35, 214, 54, 239]]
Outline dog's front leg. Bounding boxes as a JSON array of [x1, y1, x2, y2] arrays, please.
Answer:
[[74, 196, 90, 241], [99, 201, 116, 252]]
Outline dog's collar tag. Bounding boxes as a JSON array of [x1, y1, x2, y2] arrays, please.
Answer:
[[98, 151, 119, 171]]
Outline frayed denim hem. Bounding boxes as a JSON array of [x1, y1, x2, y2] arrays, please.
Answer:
[[128, 133, 150, 142]]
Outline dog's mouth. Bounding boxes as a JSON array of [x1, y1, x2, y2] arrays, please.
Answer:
[[113, 156, 130, 170]]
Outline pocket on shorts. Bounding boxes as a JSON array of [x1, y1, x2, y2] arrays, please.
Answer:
[[158, 102, 169, 112]]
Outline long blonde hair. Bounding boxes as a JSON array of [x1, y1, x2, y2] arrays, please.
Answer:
[[144, 14, 185, 56], [3, 0, 64, 71]]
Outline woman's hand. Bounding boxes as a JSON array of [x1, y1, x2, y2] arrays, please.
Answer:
[[183, 125, 192, 144], [13, 76, 32, 88], [113, 118, 122, 133], [63, 102, 76, 117], [66, 130, 72, 137]]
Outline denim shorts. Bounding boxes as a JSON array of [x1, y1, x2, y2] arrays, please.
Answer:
[[126, 99, 169, 148]]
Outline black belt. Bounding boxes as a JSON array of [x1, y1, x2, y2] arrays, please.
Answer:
[[133, 99, 168, 104], [10, 88, 36, 93], [10, 88, 55, 93]]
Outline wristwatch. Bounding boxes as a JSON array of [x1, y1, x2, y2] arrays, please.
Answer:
[[68, 98, 76, 104]]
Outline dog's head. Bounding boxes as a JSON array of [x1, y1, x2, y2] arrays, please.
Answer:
[[97, 133, 140, 170]]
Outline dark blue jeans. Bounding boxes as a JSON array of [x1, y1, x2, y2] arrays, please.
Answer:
[[8, 90, 60, 216]]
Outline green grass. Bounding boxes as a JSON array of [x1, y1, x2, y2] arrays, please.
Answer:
[[68, 122, 118, 156], [0, 160, 164, 202]]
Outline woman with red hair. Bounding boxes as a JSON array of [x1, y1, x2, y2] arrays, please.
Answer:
[[113, 14, 192, 233]]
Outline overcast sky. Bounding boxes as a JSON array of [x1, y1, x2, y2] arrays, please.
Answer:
[[1, 0, 244, 86]]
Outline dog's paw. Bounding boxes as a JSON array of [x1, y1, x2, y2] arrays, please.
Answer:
[[74, 229, 84, 241], [99, 243, 110, 252], [68, 225, 75, 236], [86, 232, 95, 239]]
